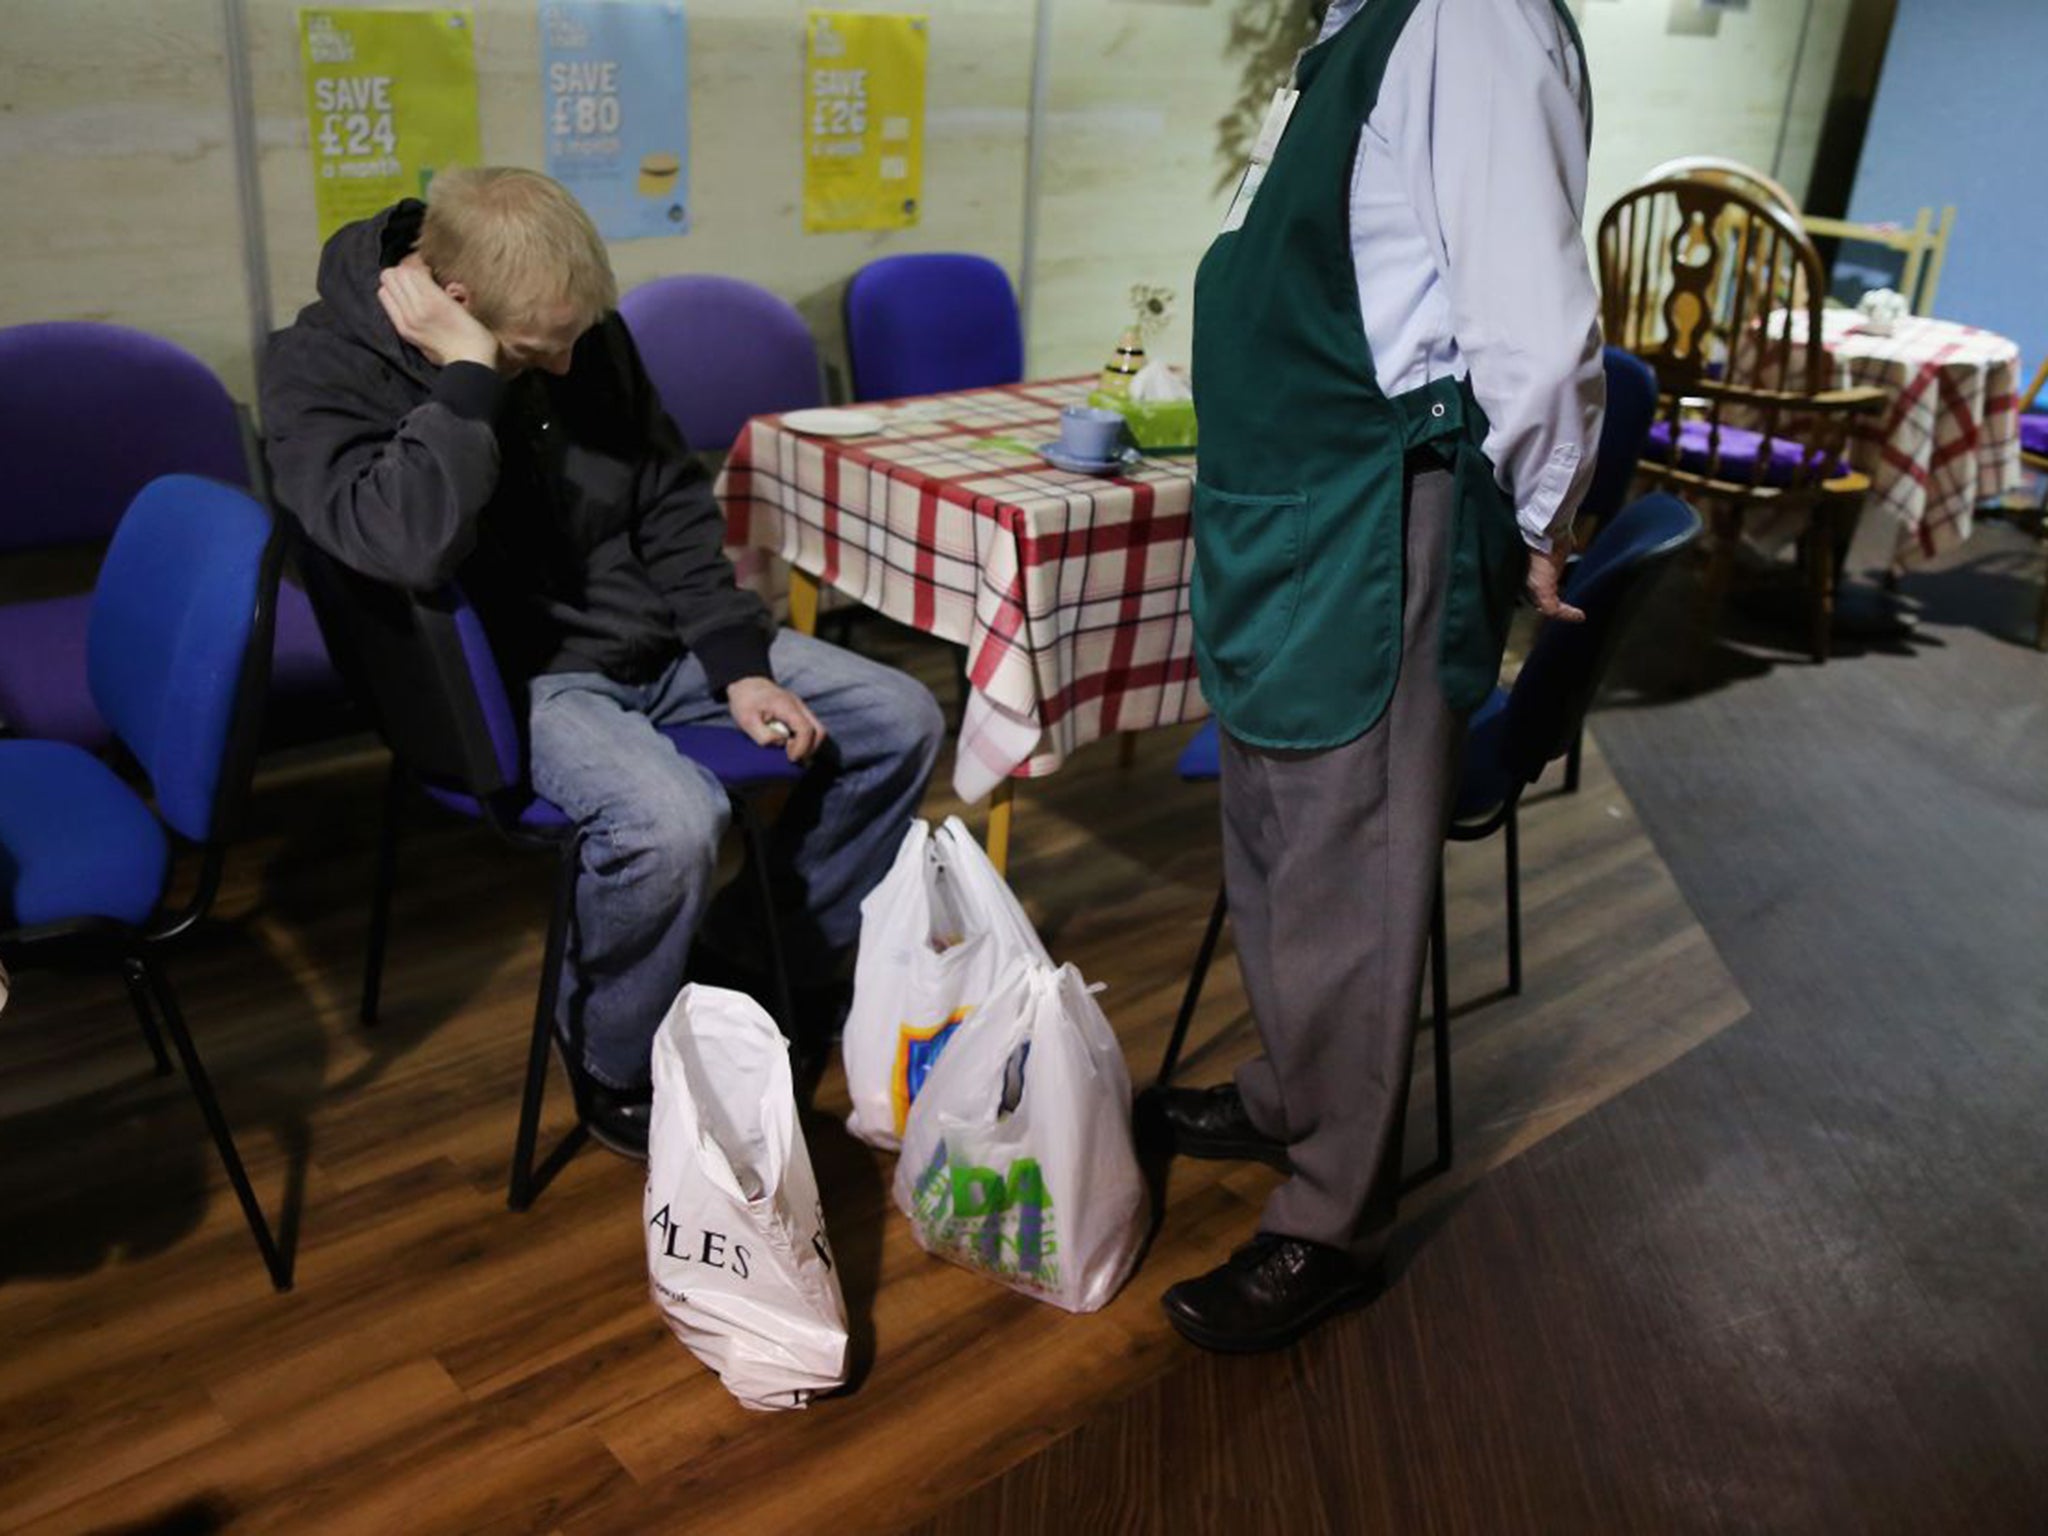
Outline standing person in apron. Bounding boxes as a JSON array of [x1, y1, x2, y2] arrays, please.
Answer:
[[1154, 0, 1606, 1352]]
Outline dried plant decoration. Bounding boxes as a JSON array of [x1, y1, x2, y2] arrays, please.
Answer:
[[1215, 0, 1327, 194], [1129, 284, 1177, 344]]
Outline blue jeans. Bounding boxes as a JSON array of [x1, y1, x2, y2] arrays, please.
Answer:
[[528, 630, 945, 1090]]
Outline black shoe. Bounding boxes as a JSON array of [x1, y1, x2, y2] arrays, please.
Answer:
[[581, 1078, 653, 1161], [1161, 1234, 1387, 1353], [1140, 1084, 1290, 1169]]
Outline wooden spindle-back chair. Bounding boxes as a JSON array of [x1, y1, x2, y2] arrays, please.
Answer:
[[1642, 156, 1956, 317], [1597, 178, 1887, 662]]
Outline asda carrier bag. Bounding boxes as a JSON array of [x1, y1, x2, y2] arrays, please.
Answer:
[[893, 960, 1147, 1313], [646, 985, 849, 1410], [843, 817, 1050, 1151]]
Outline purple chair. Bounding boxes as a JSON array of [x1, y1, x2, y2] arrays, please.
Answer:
[[2023, 413, 2048, 461], [2019, 356, 2048, 472], [619, 275, 824, 453], [0, 322, 344, 747], [844, 253, 1024, 402], [2019, 358, 2048, 649], [294, 545, 805, 1209]]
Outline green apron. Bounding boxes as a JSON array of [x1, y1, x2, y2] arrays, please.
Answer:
[[1190, 0, 1588, 749]]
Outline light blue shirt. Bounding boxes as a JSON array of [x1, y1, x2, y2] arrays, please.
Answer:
[[1319, 0, 1605, 551]]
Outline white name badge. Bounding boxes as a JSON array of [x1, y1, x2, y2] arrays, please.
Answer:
[[1221, 86, 1299, 235]]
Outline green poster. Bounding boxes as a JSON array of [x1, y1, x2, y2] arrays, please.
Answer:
[[301, 8, 483, 239]]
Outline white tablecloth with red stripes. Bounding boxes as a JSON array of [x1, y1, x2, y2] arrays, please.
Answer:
[[716, 379, 1207, 802], [1816, 310, 2022, 567]]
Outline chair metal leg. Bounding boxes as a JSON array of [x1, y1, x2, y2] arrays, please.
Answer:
[[736, 799, 796, 1039], [510, 839, 583, 1212], [361, 759, 405, 1025], [1429, 866, 1453, 1175], [1157, 884, 1228, 1087], [140, 952, 292, 1290], [1504, 804, 1524, 998], [121, 957, 173, 1076]]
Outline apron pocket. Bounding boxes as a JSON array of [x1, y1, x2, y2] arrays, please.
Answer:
[[1191, 484, 1309, 683]]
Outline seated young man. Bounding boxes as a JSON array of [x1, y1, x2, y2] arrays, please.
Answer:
[[262, 167, 944, 1156]]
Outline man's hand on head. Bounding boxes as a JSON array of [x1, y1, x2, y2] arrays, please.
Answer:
[[379, 256, 501, 372], [727, 676, 827, 763], [1526, 540, 1586, 624]]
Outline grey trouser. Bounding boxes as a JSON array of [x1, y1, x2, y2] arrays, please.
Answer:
[[1225, 465, 1464, 1263]]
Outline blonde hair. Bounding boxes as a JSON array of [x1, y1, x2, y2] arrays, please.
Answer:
[[418, 167, 617, 332]]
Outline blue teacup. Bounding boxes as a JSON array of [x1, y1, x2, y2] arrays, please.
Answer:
[[1058, 405, 1127, 464]]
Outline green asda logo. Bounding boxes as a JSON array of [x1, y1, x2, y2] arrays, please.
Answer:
[[912, 1148, 1061, 1287], [948, 1157, 1051, 1217]]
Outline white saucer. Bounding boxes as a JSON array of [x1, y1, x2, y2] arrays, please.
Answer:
[[781, 408, 884, 438], [1039, 441, 1142, 476]]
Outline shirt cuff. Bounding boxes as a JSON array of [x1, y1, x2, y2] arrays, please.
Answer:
[[1516, 444, 1584, 554], [432, 361, 507, 422], [692, 624, 775, 698]]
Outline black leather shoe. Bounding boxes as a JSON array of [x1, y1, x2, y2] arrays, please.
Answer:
[[581, 1079, 653, 1161], [1141, 1084, 1290, 1169], [1161, 1234, 1386, 1353]]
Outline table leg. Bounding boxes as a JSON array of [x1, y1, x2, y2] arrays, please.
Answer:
[[788, 568, 820, 638], [987, 780, 1015, 878], [1118, 732, 1138, 770]]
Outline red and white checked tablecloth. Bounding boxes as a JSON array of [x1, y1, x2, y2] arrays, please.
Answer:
[[715, 379, 1207, 801], [1814, 310, 2022, 567]]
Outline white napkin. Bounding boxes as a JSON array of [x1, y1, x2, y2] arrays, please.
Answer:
[[1857, 287, 1908, 335], [1128, 359, 1192, 404]]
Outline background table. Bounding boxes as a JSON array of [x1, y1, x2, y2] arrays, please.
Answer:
[[716, 379, 1208, 867], [1815, 310, 2022, 568]]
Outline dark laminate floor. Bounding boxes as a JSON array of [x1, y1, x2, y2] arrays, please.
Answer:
[[916, 513, 2048, 1534], [0, 627, 1732, 1533]]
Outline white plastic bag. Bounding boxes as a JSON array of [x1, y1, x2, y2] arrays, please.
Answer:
[[843, 817, 1051, 1150], [893, 960, 1148, 1313], [645, 984, 849, 1411]]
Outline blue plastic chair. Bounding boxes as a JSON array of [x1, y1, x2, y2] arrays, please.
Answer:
[[1159, 493, 1703, 1175], [0, 474, 293, 1289], [294, 547, 806, 1209], [619, 274, 825, 454], [1583, 347, 1660, 529], [1558, 346, 1662, 793], [844, 253, 1024, 401]]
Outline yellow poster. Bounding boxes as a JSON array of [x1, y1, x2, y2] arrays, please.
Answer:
[[803, 12, 927, 233], [301, 9, 483, 239]]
